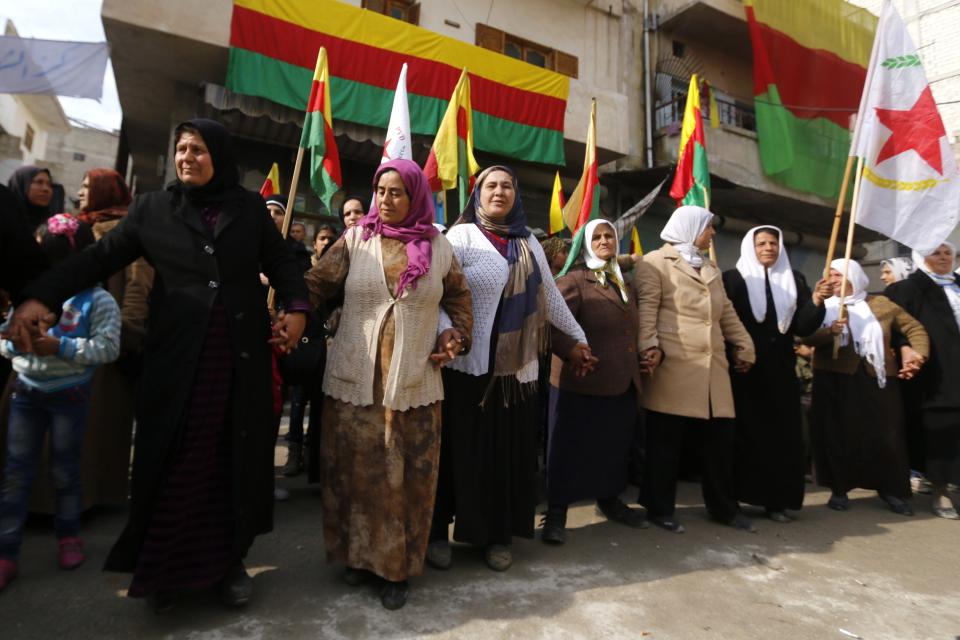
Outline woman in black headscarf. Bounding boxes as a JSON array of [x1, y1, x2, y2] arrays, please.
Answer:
[[6, 119, 309, 612], [8, 166, 54, 229]]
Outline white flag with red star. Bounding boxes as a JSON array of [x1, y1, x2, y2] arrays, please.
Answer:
[[381, 63, 412, 164], [850, 0, 959, 255]]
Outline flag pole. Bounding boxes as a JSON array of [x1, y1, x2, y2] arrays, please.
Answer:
[[703, 185, 717, 265], [833, 155, 865, 359], [823, 155, 856, 279], [267, 146, 306, 311]]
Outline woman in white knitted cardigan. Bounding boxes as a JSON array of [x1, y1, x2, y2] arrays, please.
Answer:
[[304, 159, 473, 611], [427, 165, 594, 573]]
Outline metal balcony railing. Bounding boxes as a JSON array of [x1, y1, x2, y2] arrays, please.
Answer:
[[654, 95, 756, 133]]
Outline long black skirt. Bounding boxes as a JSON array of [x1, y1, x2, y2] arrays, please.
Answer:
[[922, 408, 960, 487], [431, 368, 538, 546], [810, 366, 910, 499], [547, 385, 636, 505]]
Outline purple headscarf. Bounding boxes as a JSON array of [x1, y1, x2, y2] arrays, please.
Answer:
[[357, 158, 439, 297]]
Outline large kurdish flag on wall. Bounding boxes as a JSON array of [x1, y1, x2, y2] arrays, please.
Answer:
[[227, 0, 569, 165], [744, 0, 877, 199]]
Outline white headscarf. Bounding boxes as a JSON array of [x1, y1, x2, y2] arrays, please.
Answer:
[[823, 259, 887, 388], [912, 242, 960, 331], [880, 257, 915, 283], [735, 225, 797, 334], [660, 205, 712, 268], [582, 219, 628, 302]]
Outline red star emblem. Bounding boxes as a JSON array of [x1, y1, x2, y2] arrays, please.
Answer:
[[382, 138, 393, 159], [874, 86, 946, 175]]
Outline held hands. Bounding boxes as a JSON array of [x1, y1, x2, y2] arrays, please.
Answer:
[[812, 278, 833, 306], [567, 343, 599, 377], [898, 345, 925, 380], [0, 299, 57, 353], [270, 310, 307, 353], [431, 328, 465, 368], [32, 335, 61, 357], [640, 347, 662, 374], [732, 356, 753, 373]]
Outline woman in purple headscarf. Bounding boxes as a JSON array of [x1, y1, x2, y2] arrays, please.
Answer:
[[304, 159, 473, 610]]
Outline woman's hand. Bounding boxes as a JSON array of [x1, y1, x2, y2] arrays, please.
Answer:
[[898, 345, 925, 380], [732, 357, 753, 373], [812, 278, 833, 306], [32, 335, 61, 357], [0, 299, 56, 353], [270, 310, 306, 353], [431, 328, 465, 368], [640, 347, 662, 374], [567, 343, 599, 377], [829, 318, 848, 335]]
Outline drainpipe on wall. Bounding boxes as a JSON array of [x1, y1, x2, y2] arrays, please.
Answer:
[[642, 0, 655, 168]]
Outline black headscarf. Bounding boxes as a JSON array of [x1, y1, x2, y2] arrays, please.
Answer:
[[168, 118, 244, 206], [8, 165, 52, 228], [337, 193, 368, 225]]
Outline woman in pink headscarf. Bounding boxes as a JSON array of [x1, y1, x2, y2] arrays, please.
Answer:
[[304, 159, 473, 610]]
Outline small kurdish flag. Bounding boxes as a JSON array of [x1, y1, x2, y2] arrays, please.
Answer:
[[558, 100, 601, 276], [669, 74, 711, 207], [301, 47, 342, 211], [630, 226, 643, 256], [260, 162, 280, 199], [423, 68, 480, 211], [548, 171, 566, 236]]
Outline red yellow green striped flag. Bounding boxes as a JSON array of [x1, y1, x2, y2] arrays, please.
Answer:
[[300, 47, 342, 211], [260, 162, 280, 199], [548, 171, 565, 236], [630, 226, 643, 256], [669, 75, 710, 207], [745, 0, 876, 199], [558, 100, 601, 276], [423, 69, 479, 211]]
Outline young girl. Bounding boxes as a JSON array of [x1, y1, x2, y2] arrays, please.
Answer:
[[0, 214, 121, 592]]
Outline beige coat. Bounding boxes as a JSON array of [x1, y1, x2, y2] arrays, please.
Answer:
[[635, 243, 755, 419]]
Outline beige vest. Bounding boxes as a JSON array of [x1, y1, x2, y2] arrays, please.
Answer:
[[323, 228, 452, 411]]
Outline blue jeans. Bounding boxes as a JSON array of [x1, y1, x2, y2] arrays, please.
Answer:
[[0, 380, 91, 560]]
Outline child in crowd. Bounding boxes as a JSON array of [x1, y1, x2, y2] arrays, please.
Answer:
[[0, 214, 121, 592]]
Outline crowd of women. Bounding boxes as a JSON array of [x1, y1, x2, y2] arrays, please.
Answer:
[[1, 119, 957, 614]]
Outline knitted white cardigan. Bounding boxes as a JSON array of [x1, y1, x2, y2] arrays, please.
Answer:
[[439, 223, 586, 383]]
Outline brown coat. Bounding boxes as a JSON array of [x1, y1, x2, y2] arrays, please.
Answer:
[[802, 295, 929, 377], [550, 267, 643, 397], [634, 244, 755, 419]]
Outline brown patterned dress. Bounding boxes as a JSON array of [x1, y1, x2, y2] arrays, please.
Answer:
[[305, 235, 472, 582]]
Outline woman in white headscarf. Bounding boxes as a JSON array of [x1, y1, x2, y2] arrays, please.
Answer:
[[540, 220, 647, 544], [803, 259, 929, 516], [634, 206, 757, 533], [722, 227, 833, 523], [880, 257, 915, 286], [886, 242, 960, 518]]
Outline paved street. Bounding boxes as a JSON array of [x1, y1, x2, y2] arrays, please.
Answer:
[[2, 436, 959, 640]]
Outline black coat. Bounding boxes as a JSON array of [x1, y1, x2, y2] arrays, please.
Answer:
[[22, 188, 309, 570], [885, 271, 960, 411], [722, 269, 825, 509], [1, 184, 48, 298]]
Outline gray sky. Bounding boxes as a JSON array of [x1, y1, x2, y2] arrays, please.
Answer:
[[1, 0, 122, 131]]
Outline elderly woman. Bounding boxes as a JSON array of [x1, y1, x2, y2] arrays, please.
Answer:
[[880, 257, 915, 286], [885, 243, 960, 518], [5, 119, 308, 611], [8, 166, 54, 229], [635, 206, 756, 533], [428, 166, 591, 572], [541, 219, 646, 544], [803, 259, 928, 516], [304, 159, 472, 610], [722, 227, 832, 522]]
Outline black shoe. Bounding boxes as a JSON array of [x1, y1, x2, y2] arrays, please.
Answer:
[[219, 562, 252, 607], [597, 498, 649, 529], [344, 567, 375, 586], [146, 591, 178, 614], [728, 513, 757, 533], [282, 443, 304, 477], [827, 493, 850, 511], [380, 580, 409, 610], [540, 506, 567, 545], [649, 515, 685, 533], [765, 508, 792, 524], [879, 494, 914, 516]]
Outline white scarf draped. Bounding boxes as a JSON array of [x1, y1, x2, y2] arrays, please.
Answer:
[[823, 259, 887, 388], [582, 219, 628, 302], [913, 242, 960, 331], [735, 226, 797, 334], [660, 205, 712, 268], [880, 257, 915, 283]]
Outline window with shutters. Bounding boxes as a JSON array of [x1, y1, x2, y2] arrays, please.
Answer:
[[23, 123, 34, 152], [476, 24, 578, 79], [362, 0, 420, 25]]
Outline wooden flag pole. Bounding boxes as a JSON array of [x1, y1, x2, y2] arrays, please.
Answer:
[[823, 155, 856, 279], [703, 186, 717, 265], [833, 155, 865, 359], [267, 146, 306, 311]]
